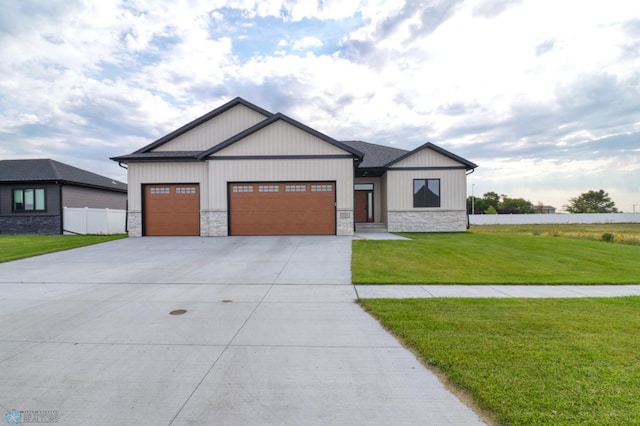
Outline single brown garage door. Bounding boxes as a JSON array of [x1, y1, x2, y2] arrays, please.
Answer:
[[229, 182, 336, 235], [143, 184, 200, 236]]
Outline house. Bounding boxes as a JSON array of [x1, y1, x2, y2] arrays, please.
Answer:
[[111, 97, 477, 237], [0, 159, 127, 234], [536, 205, 557, 214]]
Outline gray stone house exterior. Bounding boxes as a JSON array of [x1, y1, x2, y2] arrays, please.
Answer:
[[0, 159, 127, 234]]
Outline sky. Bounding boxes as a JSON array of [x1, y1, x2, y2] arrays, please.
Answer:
[[1, 0, 639, 212]]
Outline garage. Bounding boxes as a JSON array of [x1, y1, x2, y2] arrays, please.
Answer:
[[229, 182, 336, 235], [143, 184, 200, 236]]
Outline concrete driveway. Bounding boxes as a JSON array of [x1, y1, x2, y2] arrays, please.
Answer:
[[0, 236, 484, 425]]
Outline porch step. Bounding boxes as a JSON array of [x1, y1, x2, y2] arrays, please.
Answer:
[[355, 223, 389, 233]]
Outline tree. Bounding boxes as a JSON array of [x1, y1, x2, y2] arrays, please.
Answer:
[[499, 196, 535, 214], [483, 192, 501, 210], [467, 196, 490, 214], [564, 190, 618, 213]]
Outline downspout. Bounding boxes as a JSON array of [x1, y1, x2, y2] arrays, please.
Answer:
[[118, 162, 128, 234], [59, 183, 64, 235], [465, 168, 475, 229]]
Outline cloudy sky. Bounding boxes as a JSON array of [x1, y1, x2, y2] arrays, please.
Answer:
[[1, 0, 639, 211]]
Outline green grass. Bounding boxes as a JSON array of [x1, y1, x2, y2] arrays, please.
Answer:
[[352, 232, 640, 284], [0, 234, 127, 263], [359, 297, 640, 425], [471, 223, 640, 246]]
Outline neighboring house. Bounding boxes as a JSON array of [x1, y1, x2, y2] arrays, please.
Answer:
[[112, 97, 477, 237], [0, 159, 127, 234], [537, 205, 557, 214]]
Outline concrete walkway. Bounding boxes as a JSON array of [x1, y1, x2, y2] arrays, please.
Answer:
[[0, 237, 484, 426]]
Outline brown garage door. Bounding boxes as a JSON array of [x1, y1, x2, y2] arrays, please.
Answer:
[[144, 184, 200, 236], [229, 182, 335, 235]]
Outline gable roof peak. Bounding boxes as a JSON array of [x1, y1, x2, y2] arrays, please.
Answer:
[[385, 141, 478, 170], [132, 97, 274, 154], [197, 110, 364, 160]]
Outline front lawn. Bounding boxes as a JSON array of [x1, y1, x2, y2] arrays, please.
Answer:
[[352, 232, 640, 284], [360, 297, 640, 425], [0, 234, 127, 263]]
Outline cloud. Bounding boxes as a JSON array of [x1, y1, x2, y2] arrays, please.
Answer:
[[292, 36, 324, 50], [472, 0, 522, 18], [0, 0, 639, 209], [535, 39, 556, 56]]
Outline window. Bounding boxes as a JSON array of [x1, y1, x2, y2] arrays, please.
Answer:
[[285, 185, 306, 192], [13, 188, 46, 212], [232, 185, 253, 193], [413, 179, 440, 208], [311, 184, 332, 192], [150, 187, 170, 194], [354, 183, 373, 190], [175, 187, 196, 194], [258, 185, 279, 192]]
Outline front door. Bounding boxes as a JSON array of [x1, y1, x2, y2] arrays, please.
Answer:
[[355, 190, 374, 223]]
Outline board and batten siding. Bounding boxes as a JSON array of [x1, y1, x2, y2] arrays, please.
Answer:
[[127, 162, 209, 210], [207, 158, 354, 209], [62, 185, 127, 209], [386, 169, 467, 210], [212, 120, 348, 156], [391, 147, 465, 168], [151, 104, 269, 152]]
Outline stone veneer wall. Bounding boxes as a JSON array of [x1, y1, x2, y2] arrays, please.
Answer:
[[200, 210, 228, 236], [336, 209, 354, 236], [127, 211, 142, 237], [387, 210, 468, 232], [0, 215, 61, 234]]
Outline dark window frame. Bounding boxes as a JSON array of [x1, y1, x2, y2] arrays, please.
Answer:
[[12, 188, 47, 212], [413, 179, 441, 208]]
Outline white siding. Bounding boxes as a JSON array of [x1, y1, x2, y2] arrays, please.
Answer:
[[127, 162, 209, 210], [386, 169, 467, 210], [212, 120, 348, 156], [152, 105, 268, 152], [391, 147, 464, 168], [208, 158, 354, 209]]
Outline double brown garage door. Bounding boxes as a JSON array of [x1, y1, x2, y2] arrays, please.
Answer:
[[229, 182, 336, 235], [144, 182, 336, 236]]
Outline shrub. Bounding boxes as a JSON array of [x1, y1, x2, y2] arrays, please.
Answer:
[[548, 228, 562, 237], [601, 232, 615, 243]]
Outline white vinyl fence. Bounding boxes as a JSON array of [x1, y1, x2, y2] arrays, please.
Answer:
[[470, 213, 640, 226], [63, 207, 126, 235]]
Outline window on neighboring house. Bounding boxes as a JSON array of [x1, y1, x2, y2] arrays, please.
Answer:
[[13, 188, 46, 212], [413, 179, 440, 208]]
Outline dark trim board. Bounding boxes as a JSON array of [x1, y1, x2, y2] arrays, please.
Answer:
[[387, 166, 468, 171], [209, 155, 356, 161]]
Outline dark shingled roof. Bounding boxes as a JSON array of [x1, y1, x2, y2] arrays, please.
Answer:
[[341, 140, 408, 168], [0, 159, 127, 192]]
